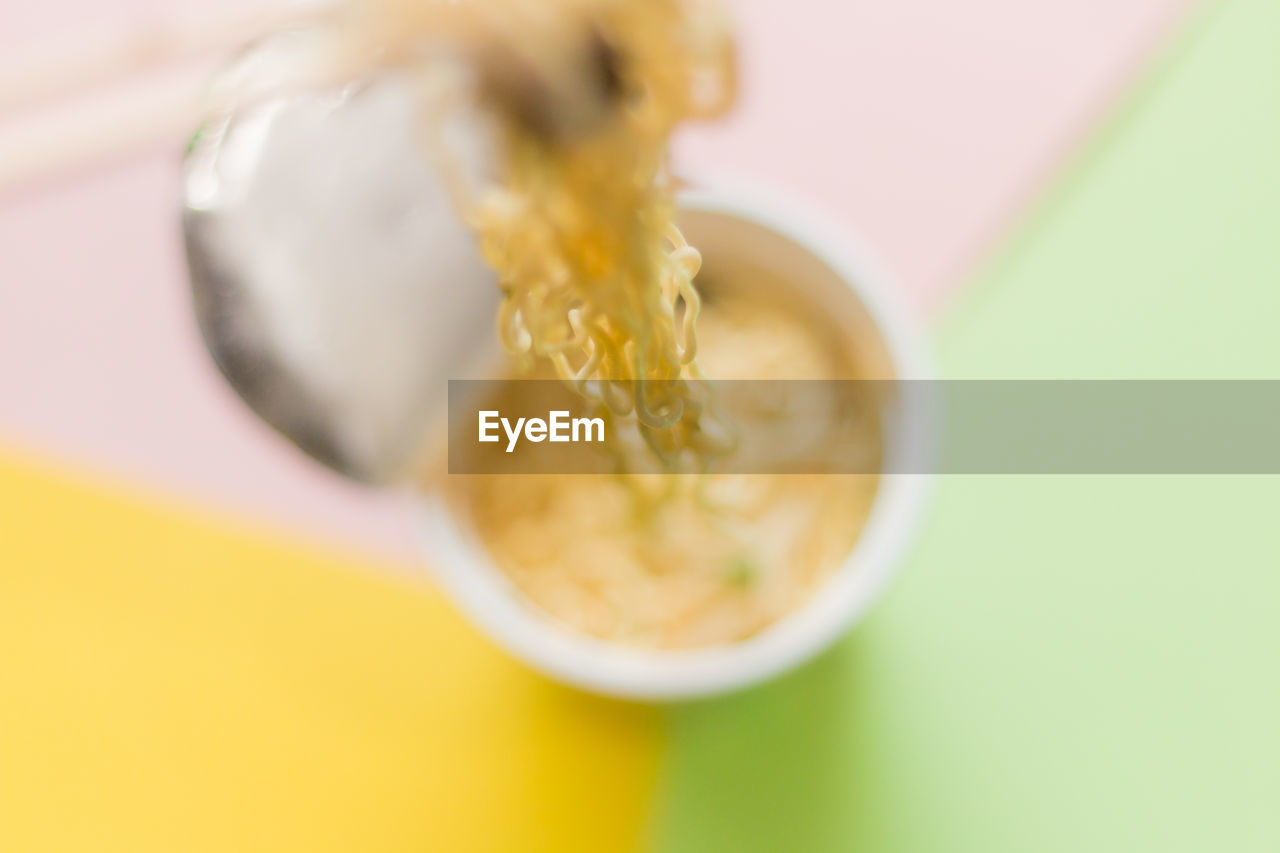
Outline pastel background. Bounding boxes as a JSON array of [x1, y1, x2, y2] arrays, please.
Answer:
[[5, 0, 1279, 850]]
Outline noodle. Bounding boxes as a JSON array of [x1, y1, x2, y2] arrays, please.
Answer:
[[433, 0, 736, 467], [338, 0, 879, 646], [449, 288, 881, 648]]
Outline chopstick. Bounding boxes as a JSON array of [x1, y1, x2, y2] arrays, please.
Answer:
[[0, 44, 375, 193], [0, 4, 343, 194], [0, 0, 602, 195], [0, 5, 334, 117]]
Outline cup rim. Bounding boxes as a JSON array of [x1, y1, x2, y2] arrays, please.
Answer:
[[416, 179, 935, 701]]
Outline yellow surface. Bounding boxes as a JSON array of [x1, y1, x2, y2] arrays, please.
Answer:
[[0, 452, 661, 852]]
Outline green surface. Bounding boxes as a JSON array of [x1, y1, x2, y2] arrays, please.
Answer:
[[655, 0, 1280, 849]]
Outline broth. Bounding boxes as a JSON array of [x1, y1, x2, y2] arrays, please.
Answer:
[[445, 280, 880, 648]]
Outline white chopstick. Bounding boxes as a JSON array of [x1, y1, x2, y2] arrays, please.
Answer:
[[0, 0, 585, 195]]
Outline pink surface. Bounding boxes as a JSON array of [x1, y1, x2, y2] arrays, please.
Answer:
[[0, 0, 1192, 560], [676, 0, 1195, 305]]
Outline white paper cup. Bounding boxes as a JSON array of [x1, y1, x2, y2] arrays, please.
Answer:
[[417, 181, 934, 701]]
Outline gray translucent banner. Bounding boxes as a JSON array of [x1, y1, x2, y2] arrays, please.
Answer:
[[446, 380, 1280, 474]]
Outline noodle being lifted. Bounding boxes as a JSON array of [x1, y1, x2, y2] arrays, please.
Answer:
[[425, 0, 881, 647], [423, 0, 737, 465]]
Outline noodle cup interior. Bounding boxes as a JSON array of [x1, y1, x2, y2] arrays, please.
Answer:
[[417, 185, 932, 701]]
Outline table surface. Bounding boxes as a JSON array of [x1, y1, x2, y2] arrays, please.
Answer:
[[0, 0, 1190, 561], [5, 0, 1279, 850]]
